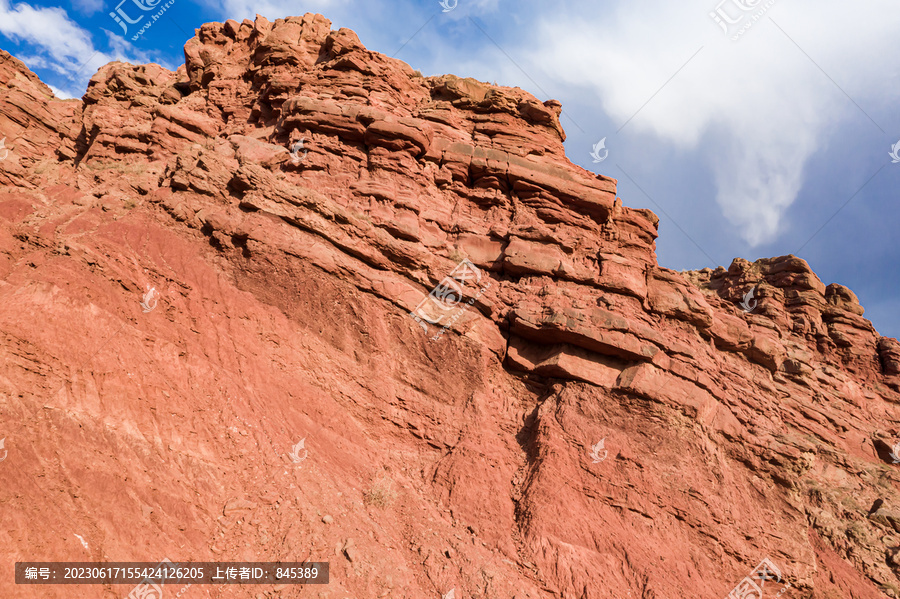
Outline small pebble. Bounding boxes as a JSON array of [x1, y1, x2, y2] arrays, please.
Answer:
[[322, 515, 333, 524]]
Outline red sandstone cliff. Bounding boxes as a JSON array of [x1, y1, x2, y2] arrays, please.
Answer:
[[1, 13, 900, 599]]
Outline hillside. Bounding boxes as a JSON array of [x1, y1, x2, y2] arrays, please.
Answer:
[[1, 13, 900, 599]]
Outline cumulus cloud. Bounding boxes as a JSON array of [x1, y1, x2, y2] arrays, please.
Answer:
[[12, 52, 49, 69], [0, 0, 108, 76], [522, 0, 900, 246], [0, 0, 171, 95], [48, 83, 78, 99]]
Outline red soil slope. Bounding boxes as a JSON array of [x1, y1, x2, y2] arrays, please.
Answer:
[[1, 13, 900, 599]]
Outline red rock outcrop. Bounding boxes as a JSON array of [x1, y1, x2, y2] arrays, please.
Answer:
[[1, 13, 900, 599]]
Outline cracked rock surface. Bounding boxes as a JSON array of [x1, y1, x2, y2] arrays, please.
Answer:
[[1, 14, 899, 598]]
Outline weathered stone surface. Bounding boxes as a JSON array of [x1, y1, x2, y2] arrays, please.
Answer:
[[708, 311, 753, 351], [1, 13, 899, 599], [511, 305, 660, 361], [0, 50, 80, 176], [364, 118, 433, 156], [506, 336, 623, 388], [747, 331, 785, 371], [880, 338, 900, 376], [827, 282, 865, 316], [455, 233, 504, 269], [647, 267, 714, 329], [615, 363, 742, 436], [502, 236, 566, 276], [597, 252, 647, 298]]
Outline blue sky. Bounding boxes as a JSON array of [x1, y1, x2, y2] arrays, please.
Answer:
[[2, 0, 899, 339]]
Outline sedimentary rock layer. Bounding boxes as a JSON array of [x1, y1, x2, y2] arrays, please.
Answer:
[[1, 14, 899, 598]]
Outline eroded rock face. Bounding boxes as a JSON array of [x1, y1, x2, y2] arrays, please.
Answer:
[[1, 14, 899, 599]]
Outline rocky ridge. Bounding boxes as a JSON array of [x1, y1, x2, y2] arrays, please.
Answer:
[[1, 13, 899, 599]]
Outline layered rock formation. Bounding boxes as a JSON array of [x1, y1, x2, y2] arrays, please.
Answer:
[[1, 13, 899, 598]]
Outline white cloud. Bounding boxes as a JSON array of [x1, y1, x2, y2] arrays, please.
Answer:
[[13, 52, 49, 69], [48, 83, 78, 99], [208, 0, 345, 24], [0, 0, 172, 95], [0, 0, 108, 75], [521, 0, 900, 246]]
